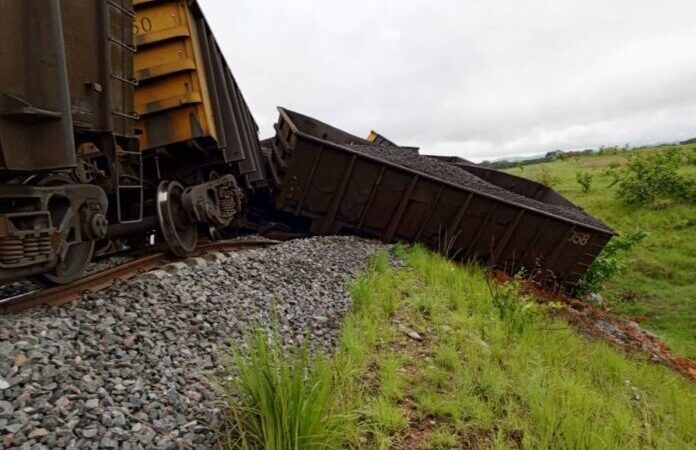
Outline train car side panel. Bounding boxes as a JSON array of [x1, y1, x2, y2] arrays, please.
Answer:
[[0, 0, 75, 171], [133, 0, 266, 186]]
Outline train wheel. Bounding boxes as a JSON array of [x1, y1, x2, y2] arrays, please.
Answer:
[[40, 241, 95, 285], [33, 175, 95, 285], [156, 181, 197, 257]]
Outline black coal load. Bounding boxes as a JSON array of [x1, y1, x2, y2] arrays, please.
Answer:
[[346, 143, 611, 232]]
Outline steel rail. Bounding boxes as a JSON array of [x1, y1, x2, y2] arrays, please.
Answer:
[[0, 238, 279, 315]]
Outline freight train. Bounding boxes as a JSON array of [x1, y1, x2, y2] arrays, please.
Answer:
[[0, 0, 613, 291], [0, 0, 266, 283]]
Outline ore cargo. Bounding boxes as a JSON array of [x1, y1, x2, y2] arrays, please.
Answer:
[[0, 0, 268, 283], [433, 157, 578, 209], [267, 108, 614, 293]]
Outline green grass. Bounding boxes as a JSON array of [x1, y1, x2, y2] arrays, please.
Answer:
[[220, 248, 696, 449], [505, 144, 696, 358], [219, 330, 352, 450]]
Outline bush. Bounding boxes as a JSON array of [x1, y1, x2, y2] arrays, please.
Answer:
[[575, 171, 593, 193], [686, 146, 696, 165], [616, 148, 696, 205], [597, 144, 630, 156], [533, 166, 560, 188], [602, 162, 622, 188], [576, 230, 648, 296]]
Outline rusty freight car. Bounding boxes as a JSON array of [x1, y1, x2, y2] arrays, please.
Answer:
[[0, 0, 270, 283], [267, 108, 614, 293], [0, 0, 140, 283]]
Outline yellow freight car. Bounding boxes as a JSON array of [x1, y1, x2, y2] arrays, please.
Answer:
[[133, 0, 266, 187]]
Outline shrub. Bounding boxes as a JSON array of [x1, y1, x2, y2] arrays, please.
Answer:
[[575, 171, 593, 193], [597, 144, 630, 156], [616, 148, 696, 205], [686, 146, 696, 165], [533, 166, 560, 188], [576, 229, 648, 296], [602, 162, 622, 188]]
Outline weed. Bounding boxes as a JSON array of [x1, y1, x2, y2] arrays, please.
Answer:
[[425, 427, 459, 449], [504, 145, 696, 356], [686, 146, 696, 165], [487, 278, 538, 337], [223, 245, 696, 449], [618, 289, 639, 304], [365, 397, 409, 434], [436, 228, 463, 260], [434, 343, 459, 371], [378, 355, 404, 402], [673, 217, 696, 230], [220, 330, 350, 450]]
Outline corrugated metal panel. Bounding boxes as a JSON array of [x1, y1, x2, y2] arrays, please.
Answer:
[[133, 0, 266, 187]]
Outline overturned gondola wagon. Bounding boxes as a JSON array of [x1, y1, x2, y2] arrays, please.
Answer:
[[267, 108, 614, 293]]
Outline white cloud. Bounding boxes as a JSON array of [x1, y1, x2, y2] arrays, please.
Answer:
[[198, 0, 696, 161]]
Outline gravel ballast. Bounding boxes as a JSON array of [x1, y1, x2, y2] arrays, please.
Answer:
[[0, 236, 383, 449], [0, 255, 135, 300]]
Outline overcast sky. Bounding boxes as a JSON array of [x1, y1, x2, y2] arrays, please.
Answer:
[[199, 0, 696, 161]]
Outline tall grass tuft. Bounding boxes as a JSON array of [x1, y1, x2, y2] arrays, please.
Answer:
[[487, 277, 538, 337], [220, 330, 350, 450]]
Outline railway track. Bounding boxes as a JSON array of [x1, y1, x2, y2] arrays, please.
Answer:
[[0, 238, 280, 315]]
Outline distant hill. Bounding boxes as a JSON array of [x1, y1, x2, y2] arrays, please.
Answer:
[[479, 149, 595, 169]]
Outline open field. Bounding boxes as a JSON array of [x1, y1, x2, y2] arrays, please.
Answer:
[[221, 248, 696, 449], [505, 145, 696, 358]]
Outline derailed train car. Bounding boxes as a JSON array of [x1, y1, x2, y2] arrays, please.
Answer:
[[133, 0, 266, 189], [130, 0, 268, 255], [266, 109, 614, 293], [0, 0, 266, 283]]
